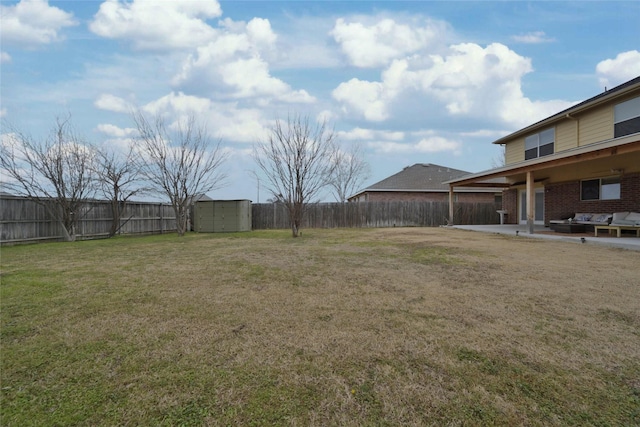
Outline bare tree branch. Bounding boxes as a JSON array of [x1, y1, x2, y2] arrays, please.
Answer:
[[329, 142, 370, 203], [253, 114, 337, 237], [132, 112, 228, 236], [0, 116, 97, 241], [491, 145, 506, 168], [94, 143, 147, 237]]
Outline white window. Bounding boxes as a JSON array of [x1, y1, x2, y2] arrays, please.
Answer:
[[581, 177, 621, 201], [525, 128, 554, 160], [614, 96, 640, 138]]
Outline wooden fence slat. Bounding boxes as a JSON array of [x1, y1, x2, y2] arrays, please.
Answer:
[[2, 197, 502, 244], [251, 201, 501, 230], [1, 196, 177, 244]]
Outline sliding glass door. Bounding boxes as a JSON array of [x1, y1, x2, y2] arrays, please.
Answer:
[[519, 189, 544, 225]]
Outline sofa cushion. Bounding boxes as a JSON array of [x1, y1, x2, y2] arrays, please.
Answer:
[[592, 214, 611, 223], [612, 212, 630, 222], [574, 213, 593, 221], [626, 212, 640, 222], [611, 219, 637, 226], [611, 212, 640, 226]]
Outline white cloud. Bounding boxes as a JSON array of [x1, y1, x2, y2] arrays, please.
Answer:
[[332, 42, 574, 128], [459, 129, 511, 138], [316, 110, 337, 124], [330, 17, 449, 68], [96, 123, 136, 138], [511, 31, 555, 44], [246, 18, 278, 50], [337, 127, 404, 142], [415, 136, 462, 154], [1, 52, 11, 63], [368, 136, 461, 155], [219, 58, 289, 98], [89, 0, 222, 50], [0, 108, 7, 118], [596, 50, 640, 89], [173, 18, 314, 104], [94, 94, 133, 113], [141, 92, 269, 143], [0, 0, 77, 48], [333, 79, 388, 121], [143, 92, 212, 116]]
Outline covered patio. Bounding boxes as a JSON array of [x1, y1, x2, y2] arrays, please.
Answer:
[[445, 136, 640, 234]]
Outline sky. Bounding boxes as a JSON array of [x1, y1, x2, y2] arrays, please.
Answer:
[[1, 0, 639, 202]]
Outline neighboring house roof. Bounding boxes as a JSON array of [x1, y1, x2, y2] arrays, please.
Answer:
[[188, 193, 214, 205], [361, 163, 472, 193], [349, 163, 501, 199], [493, 75, 640, 145]]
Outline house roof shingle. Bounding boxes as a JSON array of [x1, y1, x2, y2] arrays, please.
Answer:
[[363, 163, 472, 192]]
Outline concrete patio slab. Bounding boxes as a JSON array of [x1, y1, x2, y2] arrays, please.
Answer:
[[450, 224, 640, 251]]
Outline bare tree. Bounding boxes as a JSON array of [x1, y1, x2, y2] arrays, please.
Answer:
[[329, 142, 370, 202], [94, 144, 146, 237], [253, 115, 337, 237], [133, 112, 228, 236], [0, 116, 96, 241], [491, 144, 506, 168]]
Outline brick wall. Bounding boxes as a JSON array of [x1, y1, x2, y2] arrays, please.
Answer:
[[364, 191, 497, 203], [545, 172, 640, 223]]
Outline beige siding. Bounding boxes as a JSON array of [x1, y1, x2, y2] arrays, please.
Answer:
[[505, 137, 524, 165], [500, 90, 638, 162], [555, 120, 577, 152], [578, 106, 613, 146]]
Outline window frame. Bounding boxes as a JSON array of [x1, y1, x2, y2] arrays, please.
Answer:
[[580, 176, 621, 201], [524, 127, 555, 160], [614, 96, 640, 138]]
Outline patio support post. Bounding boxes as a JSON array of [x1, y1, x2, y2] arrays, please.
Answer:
[[448, 185, 454, 225], [526, 171, 535, 234]]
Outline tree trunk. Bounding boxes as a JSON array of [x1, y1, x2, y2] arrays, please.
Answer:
[[175, 204, 188, 236], [60, 221, 75, 242], [108, 199, 120, 238]]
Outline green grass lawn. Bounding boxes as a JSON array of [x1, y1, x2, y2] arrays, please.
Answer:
[[1, 228, 639, 426]]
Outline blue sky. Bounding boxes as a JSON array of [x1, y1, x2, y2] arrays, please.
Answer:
[[2, 0, 639, 201]]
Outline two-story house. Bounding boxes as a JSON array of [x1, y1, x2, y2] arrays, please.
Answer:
[[446, 76, 640, 233]]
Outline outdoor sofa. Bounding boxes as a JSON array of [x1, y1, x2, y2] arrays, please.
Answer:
[[549, 212, 612, 233], [594, 212, 640, 237]]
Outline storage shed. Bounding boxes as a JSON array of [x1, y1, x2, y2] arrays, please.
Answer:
[[193, 200, 252, 233]]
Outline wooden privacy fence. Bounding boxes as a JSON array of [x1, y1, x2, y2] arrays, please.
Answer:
[[252, 201, 501, 230], [1, 196, 177, 244]]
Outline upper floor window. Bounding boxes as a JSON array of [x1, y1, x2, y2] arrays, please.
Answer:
[[614, 96, 640, 138], [525, 128, 554, 160]]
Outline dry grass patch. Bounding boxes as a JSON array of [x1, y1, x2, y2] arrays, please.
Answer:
[[1, 228, 639, 426]]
